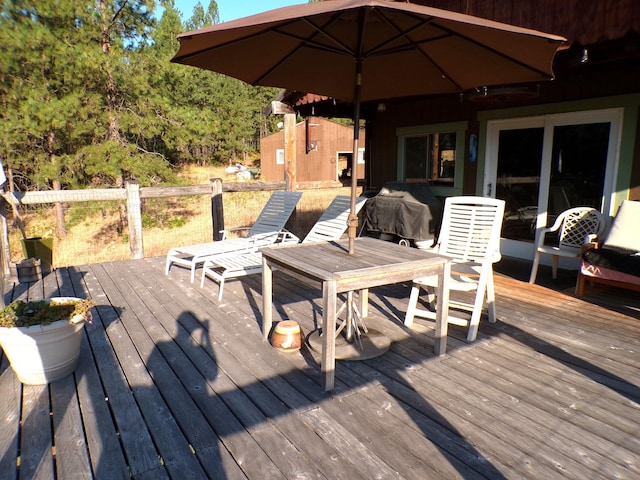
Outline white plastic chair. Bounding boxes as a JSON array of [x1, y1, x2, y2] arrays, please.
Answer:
[[165, 190, 303, 282], [528, 207, 606, 284], [200, 195, 368, 300], [404, 196, 505, 342]]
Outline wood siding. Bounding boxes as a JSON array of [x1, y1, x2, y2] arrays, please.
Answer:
[[410, 0, 640, 46]]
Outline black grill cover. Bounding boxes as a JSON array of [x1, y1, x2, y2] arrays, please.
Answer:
[[365, 182, 442, 242]]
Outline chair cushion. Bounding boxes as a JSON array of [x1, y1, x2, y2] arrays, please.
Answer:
[[604, 200, 640, 251], [582, 247, 640, 277]]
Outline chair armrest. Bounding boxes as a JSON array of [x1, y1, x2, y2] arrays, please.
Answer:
[[278, 230, 301, 244], [545, 214, 567, 234], [584, 233, 599, 244], [581, 240, 603, 253], [220, 226, 251, 240], [533, 225, 555, 249]]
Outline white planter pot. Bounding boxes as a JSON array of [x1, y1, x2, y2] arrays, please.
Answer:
[[0, 297, 88, 385]]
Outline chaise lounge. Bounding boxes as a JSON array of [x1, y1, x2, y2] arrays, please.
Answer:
[[200, 195, 368, 300], [576, 200, 640, 296], [165, 190, 303, 282]]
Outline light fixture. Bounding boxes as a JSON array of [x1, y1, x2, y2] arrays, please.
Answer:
[[581, 48, 589, 63], [466, 85, 540, 103]]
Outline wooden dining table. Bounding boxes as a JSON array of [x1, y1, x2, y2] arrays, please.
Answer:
[[261, 237, 451, 391]]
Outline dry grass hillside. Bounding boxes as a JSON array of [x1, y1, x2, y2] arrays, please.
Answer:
[[8, 165, 358, 268]]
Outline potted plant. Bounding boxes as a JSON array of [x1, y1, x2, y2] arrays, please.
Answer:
[[0, 297, 95, 384]]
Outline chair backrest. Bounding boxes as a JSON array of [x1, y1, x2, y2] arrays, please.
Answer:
[[556, 207, 606, 249], [247, 190, 303, 237], [303, 195, 368, 243], [436, 196, 505, 263], [603, 200, 640, 250]]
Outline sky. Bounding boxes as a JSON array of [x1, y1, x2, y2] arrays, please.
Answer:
[[173, 0, 305, 23]]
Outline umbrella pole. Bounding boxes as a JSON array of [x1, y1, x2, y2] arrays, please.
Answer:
[[348, 56, 364, 255]]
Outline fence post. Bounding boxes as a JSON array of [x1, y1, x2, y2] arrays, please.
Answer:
[[0, 199, 7, 306], [211, 178, 224, 241], [126, 181, 144, 259], [284, 112, 296, 191]]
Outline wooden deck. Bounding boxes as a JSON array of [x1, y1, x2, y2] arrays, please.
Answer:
[[0, 255, 638, 480]]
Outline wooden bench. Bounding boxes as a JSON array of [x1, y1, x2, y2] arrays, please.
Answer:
[[576, 200, 640, 296]]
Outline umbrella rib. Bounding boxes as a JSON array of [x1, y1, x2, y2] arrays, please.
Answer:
[[300, 16, 358, 57], [366, 9, 554, 90], [172, 15, 355, 68], [362, 11, 437, 58], [269, 26, 354, 57], [394, 11, 556, 80], [363, 11, 464, 91], [253, 14, 358, 86]]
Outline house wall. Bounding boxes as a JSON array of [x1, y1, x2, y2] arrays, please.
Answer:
[[260, 117, 365, 183], [366, 47, 640, 204], [360, 0, 640, 193]]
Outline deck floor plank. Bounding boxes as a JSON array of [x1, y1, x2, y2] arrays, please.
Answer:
[[107, 259, 291, 480], [125, 257, 328, 479], [0, 255, 638, 479], [448, 344, 640, 474], [79, 264, 170, 479], [140, 268, 357, 480], [90, 262, 210, 479], [50, 374, 93, 479], [20, 384, 54, 480], [0, 362, 20, 480], [416, 352, 630, 479], [478, 334, 640, 437], [74, 332, 132, 480]]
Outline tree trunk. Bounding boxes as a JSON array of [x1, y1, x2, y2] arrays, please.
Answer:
[[100, 0, 126, 232]]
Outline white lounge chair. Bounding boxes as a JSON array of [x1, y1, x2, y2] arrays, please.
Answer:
[[200, 195, 368, 300], [165, 190, 303, 282]]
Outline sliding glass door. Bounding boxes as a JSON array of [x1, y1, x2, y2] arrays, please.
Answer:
[[484, 109, 622, 260]]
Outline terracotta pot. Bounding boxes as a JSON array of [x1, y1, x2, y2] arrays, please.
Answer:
[[0, 297, 88, 385], [271, 320, 303, 352]]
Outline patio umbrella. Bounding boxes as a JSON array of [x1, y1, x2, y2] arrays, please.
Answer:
[[172, 0, 565, 254]]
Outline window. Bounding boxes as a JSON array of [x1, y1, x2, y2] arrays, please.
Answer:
[[337, 148, 365, 180], [397, 122, 466, 196], [276, 149, 284, 165]]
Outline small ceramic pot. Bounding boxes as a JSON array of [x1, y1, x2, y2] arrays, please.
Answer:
[[271, 320, 303, 352]]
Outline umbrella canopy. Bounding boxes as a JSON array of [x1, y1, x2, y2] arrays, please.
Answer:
[[172, 0, 566, 253]]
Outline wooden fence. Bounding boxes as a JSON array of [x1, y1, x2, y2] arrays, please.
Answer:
[[0, 178, 348, 282]]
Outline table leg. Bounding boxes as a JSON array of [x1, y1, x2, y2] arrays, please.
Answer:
[[262, 256, 273, 340], [359, 289, 369, 318], [322, 280, 337, 391], [345, 291, 354, 341], [434, 261, 451, 355]]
